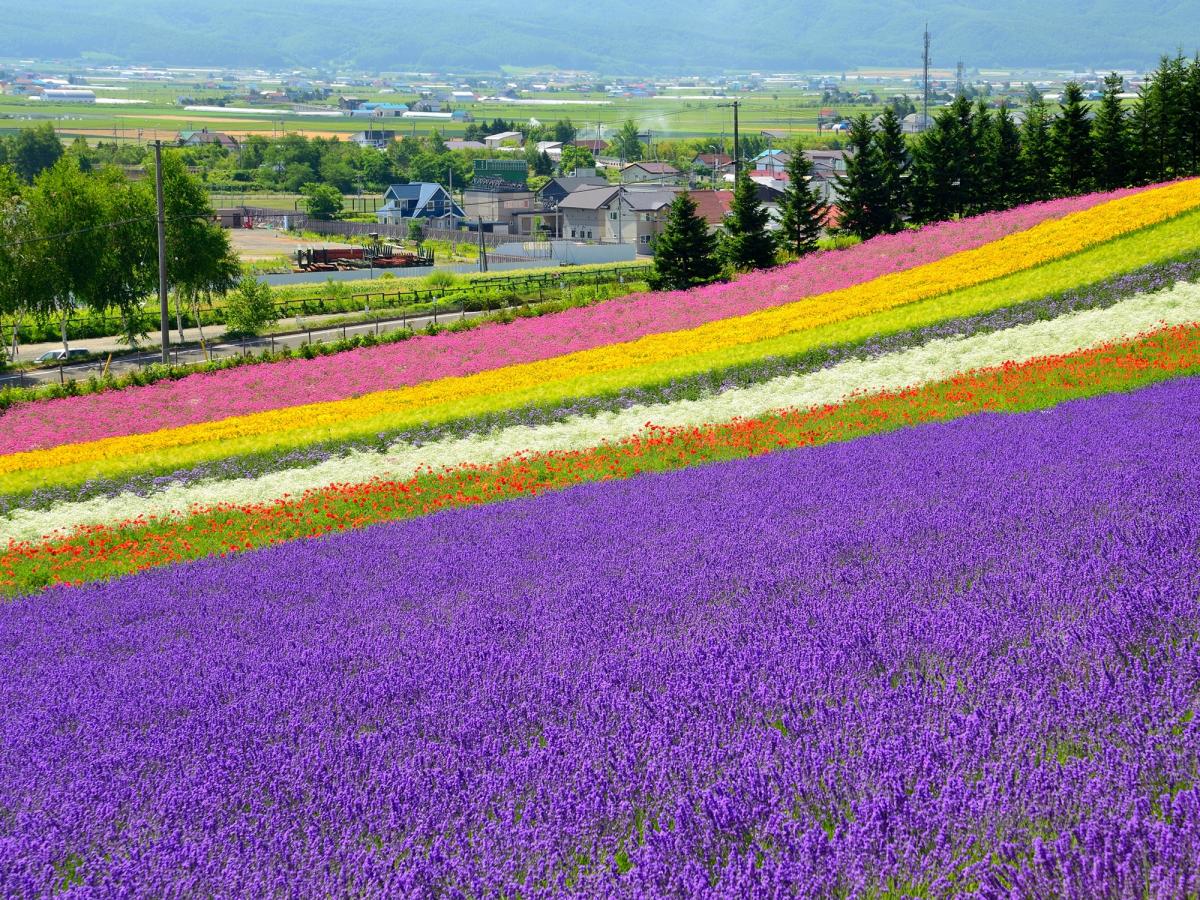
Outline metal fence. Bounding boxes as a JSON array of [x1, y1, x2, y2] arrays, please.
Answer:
[[1, 265, 654, 348], [0, 265, 655, 390]]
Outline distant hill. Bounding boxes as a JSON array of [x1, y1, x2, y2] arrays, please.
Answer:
[[0, 0, 1194, 73]]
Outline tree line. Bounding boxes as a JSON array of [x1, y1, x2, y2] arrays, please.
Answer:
[[0, 150, 240, 358], [836, 55, 1200, 239], [651, 53, 1200, 291]]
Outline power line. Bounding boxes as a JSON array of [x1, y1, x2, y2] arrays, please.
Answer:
[[4, 211, 219, 249]]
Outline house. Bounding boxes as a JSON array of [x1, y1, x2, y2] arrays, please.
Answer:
[[177, 129, 240, 152], [692, 153, 734, 175], [559, 184, 620, 241], [685, 190, 734, 231], [559, 184, 674, 251], [572, 139, 609, 153], [616, 189, 676, 251], [461, 158, 533, 231], [751, 149, 793, 175], [376, 183, 464, 225], [451, 90, 477, 102], [485, 131, 525, 150], [538, 175, 610, 210], [350, 129, 398, 149], [620, 161, 682, 184], [443, 139, 486, 151], [535, 140, 564, 161], [461, 189, 535, 231]]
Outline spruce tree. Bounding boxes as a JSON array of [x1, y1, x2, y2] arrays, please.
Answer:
[[723, 171, 776, 271], [1184, 55, 1200, 175], [985, 104, 1023, 210], [1092, 72, 1130, 191], [834, 114, 889, 238], [967, 99, 993, 212], [1137, 54, 1188, 182], [649, 193, 722, 291], [775, 147, 828, 258], [1019, 90, 1055, 202], [1051, 82, 1095, 195], [874, 106, 909, 231], [909, 104, 966, 223], [1126, 99, 1156, 185]]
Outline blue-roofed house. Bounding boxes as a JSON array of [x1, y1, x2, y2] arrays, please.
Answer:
[[751, 149, 793, 175], [376, 183, 465, 226]]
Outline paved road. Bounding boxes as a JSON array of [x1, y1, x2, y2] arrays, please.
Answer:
[[1, 304, 491, 389]]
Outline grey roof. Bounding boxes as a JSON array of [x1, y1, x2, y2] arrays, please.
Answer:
[[541, 175, 608, 195], [558, 185, 621, 210], [622, 189, 676, 212]]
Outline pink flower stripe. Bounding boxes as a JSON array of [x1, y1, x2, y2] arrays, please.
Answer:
[[0, 188, 1144, 455]]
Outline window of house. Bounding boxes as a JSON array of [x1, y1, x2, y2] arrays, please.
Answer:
[[609, 211, 618, 220], [640, 234, 650, 244]]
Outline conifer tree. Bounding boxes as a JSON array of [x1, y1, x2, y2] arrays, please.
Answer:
[[1051, 82, 1095, 195], [1019, 90, 1055, 202], [967, 99, 993, 212], [723, 171, 776, 271], [775, 147, 828, 258], [1137, 54, 1188, 182], [984, 104, 1023, 210], [909, 103, 967, 223], [1126, 99, 1156, 185], [1186, 55, 1200, 175], [1092, 72, 1130, 191], [649, 193, 722, 291], [834, 114, 889, 238], [874, 106, 909, 231]]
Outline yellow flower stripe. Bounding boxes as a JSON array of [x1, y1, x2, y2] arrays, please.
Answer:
[[4, 178, 1200, 490]]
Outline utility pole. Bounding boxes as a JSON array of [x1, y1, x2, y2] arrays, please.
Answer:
[[922, 24, 931, 133], [154, 140, 170, 365], [719, 99, 741, 182], [477, 217, 488, 272], [732, 100, 740, 182], [616, 182, 623, 244]]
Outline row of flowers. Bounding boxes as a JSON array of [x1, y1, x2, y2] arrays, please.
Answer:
[[7, 184, 1200, 497], [10, 248, 1197, 518], [2, 188, 1146, 457], [5, 322, 1199, 595], [4, 377, 1199, 894], [8, 281, 1200, 546]]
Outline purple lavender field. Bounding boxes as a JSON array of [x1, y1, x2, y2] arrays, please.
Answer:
[[3, 379, 1200, 896]]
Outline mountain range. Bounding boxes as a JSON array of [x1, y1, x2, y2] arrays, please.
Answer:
[[0, 0, 1195, 73]]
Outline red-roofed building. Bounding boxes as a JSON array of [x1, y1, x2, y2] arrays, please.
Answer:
[[685, 190, 734, 230]]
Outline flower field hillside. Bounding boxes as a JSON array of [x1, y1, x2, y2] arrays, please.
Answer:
[[3, 181, 1200, 894]]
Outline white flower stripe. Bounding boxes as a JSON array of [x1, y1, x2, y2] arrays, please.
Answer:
[[6, 283, 1199, 546]]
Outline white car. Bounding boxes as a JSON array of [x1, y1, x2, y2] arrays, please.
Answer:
[[35, 349, 91, 364]]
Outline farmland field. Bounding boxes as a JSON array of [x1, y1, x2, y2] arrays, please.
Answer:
[[0, 74, 877, 145], [3, 180, 1200, 894]]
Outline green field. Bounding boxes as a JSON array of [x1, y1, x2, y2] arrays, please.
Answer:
[[0, 75, 909, 146]]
